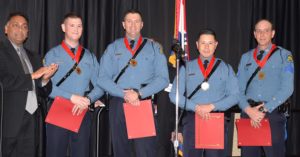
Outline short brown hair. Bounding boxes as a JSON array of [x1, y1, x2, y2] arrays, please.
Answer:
[[62, 12, 82, 24], [122, 9, 143, 21]]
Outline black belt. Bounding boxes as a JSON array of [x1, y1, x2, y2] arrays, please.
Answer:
[[124, 84, 155, 101], [247, 99, 289, 113]]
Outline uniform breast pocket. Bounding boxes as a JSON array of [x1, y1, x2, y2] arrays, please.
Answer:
[[53, 60, 64, 66], [244, 62, 252, 71], [270, 64, 281, 70], [139, 54, 154, 69], [186, 73, 199, 93], [142, 53, 154, 62], [187, 72, 198, 83], [211, 72, 226, 91], [268, 64, 282, 76], [80, 61, 93, 77], [114, 52, 123, 60], [81, 61, 91, 68], [264, 62, 281, 75]]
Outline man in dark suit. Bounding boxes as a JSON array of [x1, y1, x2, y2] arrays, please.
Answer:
[[0, 12, 58, 157]]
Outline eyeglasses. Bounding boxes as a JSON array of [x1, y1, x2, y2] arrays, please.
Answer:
[[10, 22, 28, 30], [199, 41, 216, 46], [255, 29, 272, 34]]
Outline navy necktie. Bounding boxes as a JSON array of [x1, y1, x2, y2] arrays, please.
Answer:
[[130, 40, 135, 49], [70, 48, 76, 54], [204, 60, 209, 69], [257, 50, 264, 60]]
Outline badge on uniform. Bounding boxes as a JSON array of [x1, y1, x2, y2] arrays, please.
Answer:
[[158, 43, 164, 54], [258, 71, 265, 80], [287, 55, 293, 62], [76, 67, 81, 74], [201, 81, 210, 91], [130, 59, 137, 67]]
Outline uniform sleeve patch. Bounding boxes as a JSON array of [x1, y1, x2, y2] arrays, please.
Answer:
[[284, 65, 294, 73], [159, 46, 164, 54], [155, 42, 164, 54], [287, 55, 293, 63]]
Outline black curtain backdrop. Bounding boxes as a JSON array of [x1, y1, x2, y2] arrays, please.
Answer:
[[0, 0, 299, 156]]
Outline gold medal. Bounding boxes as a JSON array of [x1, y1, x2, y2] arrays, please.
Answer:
[[76, 67, 81, 74], [258, 71, 265, 80], [130, 59, 137, 67]]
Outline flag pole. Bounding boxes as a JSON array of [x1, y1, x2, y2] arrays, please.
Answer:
[[174, 0, 188, 156]]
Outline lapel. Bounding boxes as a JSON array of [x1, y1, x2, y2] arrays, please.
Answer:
[[3, 38, 25, 74], [3, 38, 39, 72]]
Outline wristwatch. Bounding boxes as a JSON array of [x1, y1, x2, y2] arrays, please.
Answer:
[[258, 106, 267, 113], [86, 96, 95, 112]]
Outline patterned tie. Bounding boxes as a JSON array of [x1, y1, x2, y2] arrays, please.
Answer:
[[257, 50, 264, 61], [204, 60, 209, 69], [16, 47, 38, 114], [130, 40, 135, 49]]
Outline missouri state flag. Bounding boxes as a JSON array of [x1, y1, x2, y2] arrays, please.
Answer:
[[169, 0, 190, 67]]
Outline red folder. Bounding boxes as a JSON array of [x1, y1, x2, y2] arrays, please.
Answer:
[[235, 118, 272, 146], [123, 99, 156, 139], [45, 96, 87, 133], [195, 113, 224, 149]]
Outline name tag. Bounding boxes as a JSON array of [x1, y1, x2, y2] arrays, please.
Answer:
[[115, 52, 122, 56], [188, 73, 195, 76], [246, 63, 252, 67]]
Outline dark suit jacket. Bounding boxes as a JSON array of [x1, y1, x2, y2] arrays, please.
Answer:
[[0, 38, 52, 138]]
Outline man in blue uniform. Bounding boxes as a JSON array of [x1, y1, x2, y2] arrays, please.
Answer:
[[44, 13, 103, 157], [98, 9, 169, 157], [169, 29, 239, 157], [237, 19, 294, 157]]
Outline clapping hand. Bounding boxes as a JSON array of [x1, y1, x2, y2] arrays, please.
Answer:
[[43, 63, 58, 80]]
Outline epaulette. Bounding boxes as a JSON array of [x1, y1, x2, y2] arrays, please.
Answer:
[[149, 38, 164, 54]]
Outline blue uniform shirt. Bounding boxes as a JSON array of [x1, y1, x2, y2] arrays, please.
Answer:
[[98, 37, 169, 98], [169, 57, 239, 112], [44, 43, 103, 102], [237, 45, 294, 112]]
